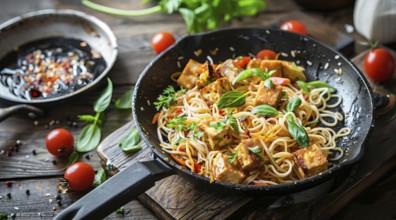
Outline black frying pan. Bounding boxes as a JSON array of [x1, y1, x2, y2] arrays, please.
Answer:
[[55, 28, 374, 219]]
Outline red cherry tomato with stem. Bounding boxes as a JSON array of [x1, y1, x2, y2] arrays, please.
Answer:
[[151, 32, 176, 54], [364, 48, 395, 83], [280, 20, 308, 36], [64, 162, 95, 192], [256, 49, 277, 60], [46, 128, 74, 157]]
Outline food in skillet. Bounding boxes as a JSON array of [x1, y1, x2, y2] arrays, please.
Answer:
[[153, 52, 350, 185]]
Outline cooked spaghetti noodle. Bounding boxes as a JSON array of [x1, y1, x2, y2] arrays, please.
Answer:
[[155, 57, 350, 185]]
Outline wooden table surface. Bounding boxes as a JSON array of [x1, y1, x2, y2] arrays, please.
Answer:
[[1, 0, 396, 219]]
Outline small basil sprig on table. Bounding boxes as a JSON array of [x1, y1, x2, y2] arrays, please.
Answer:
[[232, 68, 276, 85], [118, 127, 142, 153], [286, 115, 309, 147], [217, 91, 249, 109], [93, 167, 107, 187], [76, 78, 113, 153], [252, 104, 279, 117], [286, 97, 302, 112], [297, 80, 336, 94], [115, 87, 133, 109]]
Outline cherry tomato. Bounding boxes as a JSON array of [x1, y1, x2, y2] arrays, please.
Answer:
[[151, 32, 176, 54], [364, 48, 395, 83], [256, 49, 277, 60], [46, 128, 74, 157], [64, 162, 95, 192], [280, 20, 308, 36], [234, 56, 251, 68]]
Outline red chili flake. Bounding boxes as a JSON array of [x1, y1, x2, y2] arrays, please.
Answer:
[[303, 94, 309, 100], [219, 109, 226, 116], [175, 108, 183, 115], [168, 115, 174, 119], [5, 181, 13, 187], [193, 162, 201, 173]]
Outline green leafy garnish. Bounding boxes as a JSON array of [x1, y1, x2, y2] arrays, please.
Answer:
[[252, 104, 280, 117], [297, 80, 336, 94], [264, 78, 273, 89], [232, 68, 275, 85], [93, 167, 107, 187], [227, 153, 237, 163], [209, 121, 227, 132], [76, 78, 113, 152], [218, 91, 248, 109], [226, 115, 239, 135], [286, 97, 302, 112], [118, 127, 142, 153], [168, 113, 187, 131], [154, 85, 176, 110], [115, 88, 133, 109], [287, 115, 309, 147], [248, 146, 264, 160], [82, 0, 267, 34]]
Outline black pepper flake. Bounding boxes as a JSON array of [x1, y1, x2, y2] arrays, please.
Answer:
[[32, 149, 37, 155], [85, 154, 91, 160], [5, 181, 13, 187], [6, 193, 11, 199], [56, 200, 62, 206], [52, 160, 57, 165], [26, 189, 30, 195], [54, 194, 61, 200]]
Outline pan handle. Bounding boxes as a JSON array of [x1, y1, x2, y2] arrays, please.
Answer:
[[0, 104, 44, 122], [54, 159, 174, 220]]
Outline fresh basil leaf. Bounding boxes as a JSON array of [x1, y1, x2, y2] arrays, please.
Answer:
[[248, 146, 264, 160], [218, 91, 248, 109], [281, 91, 288, 100], [232, 68, 257, 85], [94, 78, 113, 113], [252, 104, 280, 117], [115, 88, 133, 109], [227, 115, 239, 135], [209, 121, 226, 132], [160, 0, 181, 14], [93, 167, 107, 187], [255, 69, 276, 79], [297, 80, 309, 94], [76, 124, 101, 152], [63, 151, 79, 170], [308, 81, 336, 93], [193, 131, 204, 139], [286, 97, 302, 112], [227, 153, 237, 164], [287, 116, 309, 147], [120, 145, 142, 153], [78, 115, 96, 123], [118, 127, 141, 152], [264, 78, 273, 89]]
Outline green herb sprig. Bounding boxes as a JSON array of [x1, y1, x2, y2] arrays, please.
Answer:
[[248, 146, 264, 160], [118, 127, 142, 153], [297, 80, 336, 94], [76, 78, 113, 153], [154, 85, 176, 110], [217, 91, 249, 109], [82, 0, 267, 33], [232, 68, 275, 85], [252, 104, 279, 117], [286, 97, 302, 112]]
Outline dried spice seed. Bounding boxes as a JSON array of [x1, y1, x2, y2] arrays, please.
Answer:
[[6, 193, 11, 199], [32, 149, 37, 155], [56, 200, 62, 206], [85, 154, 91, 160], [52, 160, 57, 165], [25, 189, 30, 195], [54, 194, 61, 201]]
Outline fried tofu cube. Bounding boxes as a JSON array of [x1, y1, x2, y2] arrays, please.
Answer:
[[281, 61, 307, 82], [214, 153, 246, 184], [293, 144, 328, 178], [199, 77, 232, 107], [254, 81, 282, 107], [198, 119, 232, 150], [177, 59, 202, 89], [235, 138, 264, 172], [214, 59, 242, 84]]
